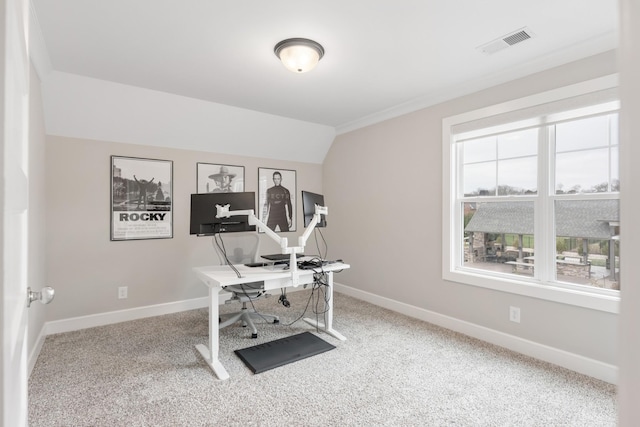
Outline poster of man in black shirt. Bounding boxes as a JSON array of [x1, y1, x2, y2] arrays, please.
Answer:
[[259, 168, 296, 232]]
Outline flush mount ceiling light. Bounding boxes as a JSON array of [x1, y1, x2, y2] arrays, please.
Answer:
[[274, 38, 324, 73]]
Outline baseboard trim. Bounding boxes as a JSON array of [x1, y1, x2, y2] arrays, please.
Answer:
[[30, 284, 617, 385], [44, 297, 210, 336], [333, 282, 618, 385]]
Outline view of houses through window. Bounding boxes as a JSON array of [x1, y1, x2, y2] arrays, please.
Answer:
[[457, 108, 620, 292]]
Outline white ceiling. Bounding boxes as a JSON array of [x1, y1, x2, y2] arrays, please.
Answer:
[[31, 0, 618, 133]]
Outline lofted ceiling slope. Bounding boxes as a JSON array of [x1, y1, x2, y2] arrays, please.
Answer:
[[30, 0, 618, 161]]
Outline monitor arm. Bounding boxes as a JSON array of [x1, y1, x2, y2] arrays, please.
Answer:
[[298, 205, 327, 248], [215, 204, 327, 286]]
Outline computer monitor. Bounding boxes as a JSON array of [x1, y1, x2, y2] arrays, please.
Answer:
[[301, 190, 327, 228], [189, 192, 257, 235]]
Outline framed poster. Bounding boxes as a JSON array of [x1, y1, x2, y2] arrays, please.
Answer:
[[196, 163, 244, 193], [111, 156, 173, 241], [258, 167, 296, 233]]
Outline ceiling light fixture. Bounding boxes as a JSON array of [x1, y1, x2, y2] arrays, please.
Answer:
[[274, 38, 324, 73]]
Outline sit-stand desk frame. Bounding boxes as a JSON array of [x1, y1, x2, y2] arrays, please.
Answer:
[[193, 262, 349, 380]]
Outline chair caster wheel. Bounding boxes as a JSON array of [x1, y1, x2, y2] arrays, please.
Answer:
[[273, 319, 280, 324], [251, 333, 258, 339]]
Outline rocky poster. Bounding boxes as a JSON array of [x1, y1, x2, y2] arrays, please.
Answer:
[[111, 156, 173, 241]]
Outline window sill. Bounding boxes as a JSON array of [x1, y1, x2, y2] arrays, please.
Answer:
[[443, 268, 620, 314]]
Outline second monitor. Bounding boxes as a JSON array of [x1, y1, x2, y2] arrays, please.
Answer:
[[301, 190, 327, 228]]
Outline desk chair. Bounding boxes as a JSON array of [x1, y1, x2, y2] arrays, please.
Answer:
[[213, 232, 279, 338]]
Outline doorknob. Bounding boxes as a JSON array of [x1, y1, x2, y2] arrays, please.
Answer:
[[27, 286, 55, 307]]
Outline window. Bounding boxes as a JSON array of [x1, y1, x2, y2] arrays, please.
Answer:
[[443, 75, 620, 313]]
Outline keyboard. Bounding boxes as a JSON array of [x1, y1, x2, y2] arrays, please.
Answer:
[[260, 253, 304, 261], [244, 261, 288, 267], [298, 259, 344, 270], [298, 260, 326, 270]]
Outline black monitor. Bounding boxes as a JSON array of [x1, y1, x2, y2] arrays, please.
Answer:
[[301, 190, 327, 228], [190, 192, 256, 235]]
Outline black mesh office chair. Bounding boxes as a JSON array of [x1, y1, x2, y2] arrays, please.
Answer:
[[213, 232, 279, 338]]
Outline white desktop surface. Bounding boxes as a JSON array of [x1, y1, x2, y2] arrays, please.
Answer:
[[194, 261, 348, 289], [193, 260, 350, 380]]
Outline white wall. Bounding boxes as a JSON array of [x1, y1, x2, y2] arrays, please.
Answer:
[[323, 51, 619, 371], [41, 71, 336, 165], [44, 135, 324, 322]]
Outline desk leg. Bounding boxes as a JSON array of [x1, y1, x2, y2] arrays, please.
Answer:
[[195, 285, 229, 380], [303, 271, 346, 341]]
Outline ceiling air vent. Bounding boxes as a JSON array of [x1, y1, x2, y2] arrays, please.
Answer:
[[477, 27, 535, 55]]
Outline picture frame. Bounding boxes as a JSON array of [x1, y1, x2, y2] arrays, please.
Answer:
[[258, 167, 297, 233], [196, 163, 245, 193], [111, 156, 173, 241]]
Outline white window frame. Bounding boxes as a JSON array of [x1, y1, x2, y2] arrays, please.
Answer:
[[442, 75, 620, 314]]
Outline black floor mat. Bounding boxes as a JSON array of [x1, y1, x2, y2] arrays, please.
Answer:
[[235, 332, 336, 374]]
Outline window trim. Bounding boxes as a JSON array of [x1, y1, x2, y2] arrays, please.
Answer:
[[442, 74, 620, 314]]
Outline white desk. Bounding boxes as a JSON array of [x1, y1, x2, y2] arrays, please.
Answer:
[[193, 261, 350, 380]]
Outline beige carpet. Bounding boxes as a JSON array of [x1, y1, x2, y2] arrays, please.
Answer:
[[29, 290, 617, 426]]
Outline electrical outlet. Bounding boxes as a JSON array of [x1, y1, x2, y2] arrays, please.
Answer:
[[509, 306, 521, 323], [118, 286, 128, 299]]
